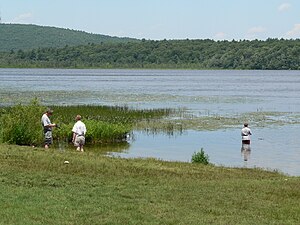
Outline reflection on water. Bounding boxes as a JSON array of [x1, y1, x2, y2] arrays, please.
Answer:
[[54, 141, 130, 154], [241, 143, 251, 162], [111, 125, 300, 176]]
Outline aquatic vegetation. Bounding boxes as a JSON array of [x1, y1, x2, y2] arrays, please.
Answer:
[[0, 90, 261, 107], [0, 101, 173, 146], [84, 120, 130, 143], [52, 105, 173, 124], [0, 99, 44, 145], [134, 111, 300, 133], [1, 98, 299, 147]]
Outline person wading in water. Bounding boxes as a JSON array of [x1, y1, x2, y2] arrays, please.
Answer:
[[241, 123, 252, 144], [241, 123, 252, 161]]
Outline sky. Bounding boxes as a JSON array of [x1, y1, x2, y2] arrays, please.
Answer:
[[0, 0, 299, 40]]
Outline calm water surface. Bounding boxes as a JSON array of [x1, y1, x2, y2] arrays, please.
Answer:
[[1, 69, 300, 175]]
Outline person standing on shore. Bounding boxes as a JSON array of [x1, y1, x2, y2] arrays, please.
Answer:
[[72, 115, 87, 152], [41, 109, 57, 149], [241, 123, 252, 144]]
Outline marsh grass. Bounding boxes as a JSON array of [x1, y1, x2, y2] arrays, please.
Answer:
[[0, 144, 299, 225], [1, 100, 299, 146], [52, 105, 173, 124], [0, 99, 44, 145], [0, 101, 173, 146]]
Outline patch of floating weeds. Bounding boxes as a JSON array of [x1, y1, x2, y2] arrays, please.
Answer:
[[0, 90, 261, 107], [134, 111, 300, 132]]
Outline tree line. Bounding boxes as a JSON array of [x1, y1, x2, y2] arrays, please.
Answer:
[[0, 38, 299, 70]]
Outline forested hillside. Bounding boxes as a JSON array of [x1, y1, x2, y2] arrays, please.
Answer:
[[0, 24, 137, 51], [0, 38, 299, 70]]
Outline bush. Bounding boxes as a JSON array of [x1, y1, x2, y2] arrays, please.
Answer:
[[0, 99, 44, 145], [191, 148, 210, 165]]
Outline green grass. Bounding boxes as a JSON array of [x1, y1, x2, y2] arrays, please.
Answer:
[[0, 144, 299, 225], [0, 101, 173, 146]]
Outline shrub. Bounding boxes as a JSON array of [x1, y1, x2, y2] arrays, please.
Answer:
[[191, 148, 210, 165], [0, 99, 44, 145]]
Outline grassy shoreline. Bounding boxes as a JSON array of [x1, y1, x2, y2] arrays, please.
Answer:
[[0, 143, 300, 224]]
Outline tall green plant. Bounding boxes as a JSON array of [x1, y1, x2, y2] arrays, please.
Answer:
[[0, 100, 170, 146], [191, 148, 210, 165], [0, 99, 44, 145], [84, 120, 130, 143], [0, 101, 134, 146]]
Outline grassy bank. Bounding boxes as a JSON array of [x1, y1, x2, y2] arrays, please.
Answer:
[[0, 144, 299, 225]]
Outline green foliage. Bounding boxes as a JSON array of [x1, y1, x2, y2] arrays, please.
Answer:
[[0, 38, 299, 69], [84, 120, 129, 143], [0, 99, 44, 145], [0, 101, 171, 146], [52, 105, 172, 125], [54, 122, 73, 141], [0, 24, 138, 52], [191, 148, 210, 165]]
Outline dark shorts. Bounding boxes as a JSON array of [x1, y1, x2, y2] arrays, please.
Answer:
[[242, 140, 250, 144]]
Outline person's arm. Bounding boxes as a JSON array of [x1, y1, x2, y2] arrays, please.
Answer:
[[83, 124, 87, 135], [45, 123, 56, 128], [42, 116, 56, 128], [72, 124, 77, 142]]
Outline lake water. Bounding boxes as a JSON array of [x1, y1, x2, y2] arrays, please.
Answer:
[[1, 68, 300, 176]]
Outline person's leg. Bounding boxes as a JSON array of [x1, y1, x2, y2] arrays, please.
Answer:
[[74, 137, 81, 151], [44, 131, 52, 149], [80, 144, 84, 152], [81, 137, 85, 152], [79, 136, 84, 152], [75, 136, 85, 152]]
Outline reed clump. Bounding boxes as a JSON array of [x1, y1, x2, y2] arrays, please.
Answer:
[[0, 99, 44, 145], [0, 100, 172, 146]]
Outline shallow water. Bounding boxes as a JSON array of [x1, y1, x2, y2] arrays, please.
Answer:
[[114, 125, 300, 176], [1, 68, 300, 175]]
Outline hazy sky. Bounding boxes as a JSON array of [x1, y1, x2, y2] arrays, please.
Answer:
[[0, 0, 299, 40]]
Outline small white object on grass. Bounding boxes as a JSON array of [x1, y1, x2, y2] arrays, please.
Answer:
[[64, 161, 69, 164]]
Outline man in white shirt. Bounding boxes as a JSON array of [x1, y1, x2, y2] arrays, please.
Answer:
[[241, 123, 252, 144], [41, 109, 57, 149], [72, 115, 87, 152]]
